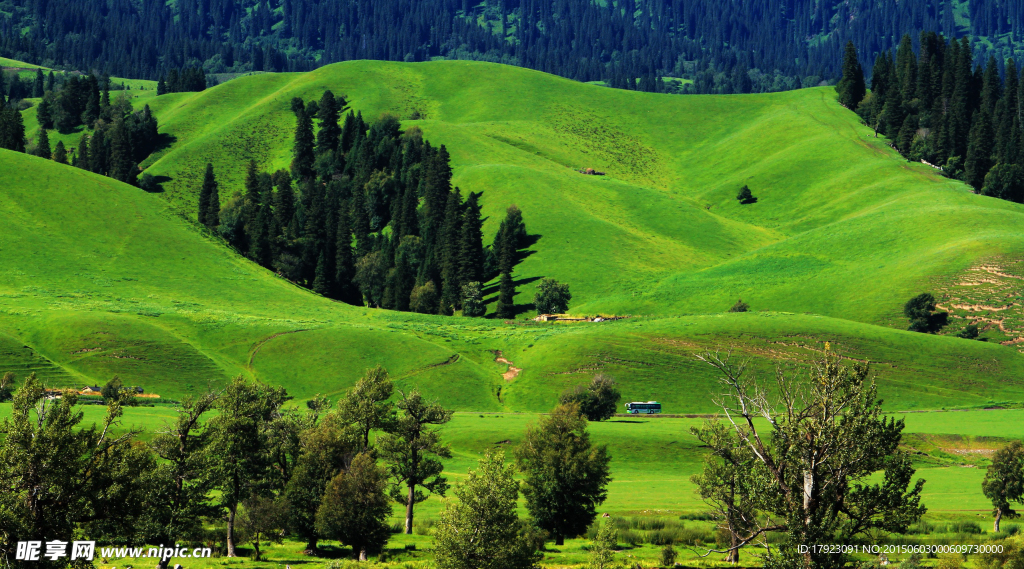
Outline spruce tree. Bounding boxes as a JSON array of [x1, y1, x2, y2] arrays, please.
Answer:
[[76, 135, 89, 169], [335, 200, 356, 302], [36, 94, 53, 129], [496, 270, 516, 319], [897, 115, 917, 154], [312, 251, 329, 295], [965, 111, 995, 190], [52, 140, 67, 164], [45, 71, 55, 92], [981, 56, 1001, 117], [836, 41, 866, 109], [351, 188, 372, 257], [84, 78, 101, 126], [89, 128, 108, 175], [200, 163, 220, 229], [33, 69, 44, 98], [316, 90, 342, 155], [109, 120, 135, 183], [243, 160, 262, 227], [292, 107, 315, 180], [33, 128, 51, 159], [458, 192, 485, 285], [439, 188, 463, 312], [0, 108, 26, 152], [273, 173, 295, 233]]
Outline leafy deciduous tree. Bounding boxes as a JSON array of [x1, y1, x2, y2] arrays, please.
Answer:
[[516, 403, 611, 545]]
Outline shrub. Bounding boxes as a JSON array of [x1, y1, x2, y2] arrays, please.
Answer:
[[729, 299, 749, 312], [660, 545, 677, 567], [534, 278, 572, 314], [948, 520, 982, 535], [558, 374, 621, 421], [957, 324, 980, 339], [617, 529, 641, 546], [737, 185, 756, 204]]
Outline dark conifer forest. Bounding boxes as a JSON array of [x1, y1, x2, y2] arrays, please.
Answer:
[[2, 1, 1024, 94], [208, 91, 529, 316], [840, 33, 1024, 203]]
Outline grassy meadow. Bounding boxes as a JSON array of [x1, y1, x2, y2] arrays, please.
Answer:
[[0, 403, 1014, 567], [3, 58, 1024, 565]]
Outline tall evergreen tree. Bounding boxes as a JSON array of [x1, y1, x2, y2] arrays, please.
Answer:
[[52, 140, 67, 164], [292, 106, 315, 180], [496, 270, 516, 319], [965, 111, 995, 190], [438, 188, 463, 313], [836, 41, 866, 109], [33, 128, 51, 159], [76, 134, 89, 169], [32, 69, 44, 98], [109, 120, 135, 183], [199, 163, 220, 230], [89, 128, 108, 175], [316, 90, 342, 155], [458, 192, 485, 286]]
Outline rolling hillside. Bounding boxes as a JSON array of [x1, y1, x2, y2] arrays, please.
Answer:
[[4, 61, 1024, 413], [137, 60, 1024, 326]]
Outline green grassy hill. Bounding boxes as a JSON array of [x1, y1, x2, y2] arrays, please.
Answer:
[[135, 61, 1024, 328], [2, 60, 1024, 415]]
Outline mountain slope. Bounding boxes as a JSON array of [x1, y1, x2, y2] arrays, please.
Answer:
[[2, 61, 1024, 412], [138, 60, 1024, 328]]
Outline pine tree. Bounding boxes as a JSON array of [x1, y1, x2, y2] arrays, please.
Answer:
[[76, 135, 89, 169], [243, 160, 262, 227], [33, 128, 51, 159], [351, 188, 372, 257], [981, 56, 1002, 117], [897, 115, 917, 154], [45, 71, 55, 92], [89, 128, 108, 175], [273, 173, 295, 233], [439, 188, 463, 312], [316, 90, 342, 155], [292, 107, 315, 180], [52, 141, 67, 164], [312, 251, 329, 295], [32, 69, 44, 98], [0, 107, 26, 152], [894, 34, 917, 105], [965, 111, 995, 190], [836, 41, 866, 109], [496, 271, 516, 319], [199, 163, 220, 229], [335, 200, 357, 302], [84, 77, 101, 126], [109, 120, 135, 183], [458, 192, 485, 285], [36, 94, 53, 129]]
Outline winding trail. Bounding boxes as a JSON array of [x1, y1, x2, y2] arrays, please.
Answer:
[[247, 329, 311, 369], [493, 350, 522, 380]]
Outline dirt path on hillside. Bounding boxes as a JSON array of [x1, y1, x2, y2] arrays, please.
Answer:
[[493, 350, 521, 380], [248, 329, 311, 369]]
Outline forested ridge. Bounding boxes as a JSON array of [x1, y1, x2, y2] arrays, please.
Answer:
[[201, 92, 532, 317], [2, 0, 1024, 94], [838, 32, 1024, 203]]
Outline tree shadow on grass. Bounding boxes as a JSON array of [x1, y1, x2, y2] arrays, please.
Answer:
[[151, 132, 178, 155]]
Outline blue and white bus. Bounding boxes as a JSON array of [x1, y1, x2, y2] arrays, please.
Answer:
[[625, 401, 662, 414]]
